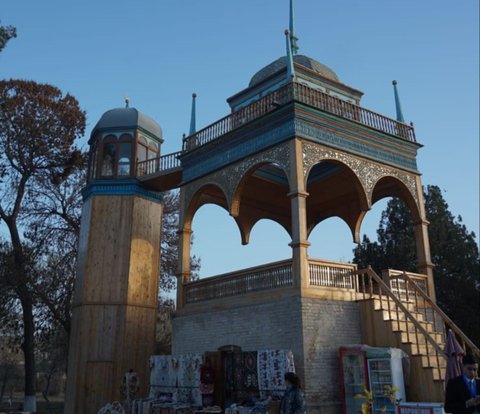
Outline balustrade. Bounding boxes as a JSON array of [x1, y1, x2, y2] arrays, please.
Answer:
[[183, 81, 416, 151]]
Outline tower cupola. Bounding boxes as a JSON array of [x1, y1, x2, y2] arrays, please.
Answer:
[[87, 107, 163, 181]]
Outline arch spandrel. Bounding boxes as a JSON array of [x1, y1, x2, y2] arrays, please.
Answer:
[[302, 141, 420, 212], [183, 182, 230, 231], [183, 142, 291, 221]]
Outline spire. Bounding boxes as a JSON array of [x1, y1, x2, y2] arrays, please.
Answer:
[[189, 92, 197, 136], [289, 0, 299, 54], [124, 96, 130, 108], [285, 30, 295, 80], [392, 80, 405, 123]]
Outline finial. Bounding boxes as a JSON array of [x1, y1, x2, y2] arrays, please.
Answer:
[[124, 96, 130, 108], [285, 30, 296, 80], [189, 92, 197, 136], [289, 0, 299, 55], [392, 80, 405, 123]]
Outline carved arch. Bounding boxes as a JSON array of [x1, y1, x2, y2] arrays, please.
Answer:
[[370, 175, 422, 223], [183, 182, 230, 231], [302, 141, 421, 212], [231, 161, 290, 217], [305, 158, 369, 243]]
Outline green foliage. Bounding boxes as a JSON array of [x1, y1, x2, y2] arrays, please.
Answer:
[[353, 185, 480, 345], [0, 23, 16, 53]]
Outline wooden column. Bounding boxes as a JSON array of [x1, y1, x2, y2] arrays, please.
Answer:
[[413, 176, 436, 301], [64, 193, 162, 414], [176, 228, 192, 309], [289, 139, 310, 291]]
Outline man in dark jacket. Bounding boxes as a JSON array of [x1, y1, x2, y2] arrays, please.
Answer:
[[445, 355, 480, 414]]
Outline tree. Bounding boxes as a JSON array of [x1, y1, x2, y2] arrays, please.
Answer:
[[0, 23, 16, 53], [156, 190, 200, 353], [353, 185, 480, 345], [160, 190, 200, 290], [0, 79, 85, 411]]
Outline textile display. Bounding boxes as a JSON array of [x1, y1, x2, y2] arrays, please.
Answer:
[[243, 352, 259, 394], [224, 351, 246, 404], [97, 401, 125, 414], [257, 350, 295, 398], [149, 354, 203, 406]]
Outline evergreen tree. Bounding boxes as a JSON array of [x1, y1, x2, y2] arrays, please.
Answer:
[[353, 185, 480, 345]]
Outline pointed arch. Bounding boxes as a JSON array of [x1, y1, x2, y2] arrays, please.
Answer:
[[229, 161, 292, 241], [305, 159, 369, 243], [370, 175, 421, 223], [230, 161, 291, 217], [183, 182, 230, 231]]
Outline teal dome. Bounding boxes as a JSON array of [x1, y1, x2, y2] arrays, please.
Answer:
[[249, 55, 339, 87], [91, 107, 162, 141]]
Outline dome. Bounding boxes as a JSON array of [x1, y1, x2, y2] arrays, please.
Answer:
[[91, 107, 163, 141], [249, 55, 339, 87]]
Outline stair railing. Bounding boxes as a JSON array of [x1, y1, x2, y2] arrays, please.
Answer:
[[353, 267, 446, 380], [398, 270, 480, 359]]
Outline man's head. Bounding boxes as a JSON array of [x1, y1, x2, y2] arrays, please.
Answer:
[[462, 355, 479, 380]]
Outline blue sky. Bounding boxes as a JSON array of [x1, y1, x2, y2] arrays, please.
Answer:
[[2, 0, 479, 278]]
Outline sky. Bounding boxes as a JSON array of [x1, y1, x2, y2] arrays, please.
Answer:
[[1, 0, 479, 279]]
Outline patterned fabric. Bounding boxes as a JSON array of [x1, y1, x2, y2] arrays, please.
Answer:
[[97, 401, 125, 414], [243, 351, 259, 394], [177, 354, 203, 405], [257, 350, 295, 398], [224, 351, 246, 404]]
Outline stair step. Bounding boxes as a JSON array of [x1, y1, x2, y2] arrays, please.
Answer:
[[401, 331, 444, 344], [380, 309, 425, 322], [390, 319, 432, 332], [374, 298, 417, 312]]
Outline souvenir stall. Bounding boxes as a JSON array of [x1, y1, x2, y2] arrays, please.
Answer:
[[130, 349, 295, 414]]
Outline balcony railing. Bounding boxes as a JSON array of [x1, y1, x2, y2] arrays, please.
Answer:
[[309, 259, 357, 289], [183, 258, 358, 304], [184, 260, 294, 304], [182, 81, 416, 151], [136, 151, 182, 178], [382, 269, 429, 297]]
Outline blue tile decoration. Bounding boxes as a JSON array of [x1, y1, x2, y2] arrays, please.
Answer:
[[82, 179, 163, 203]]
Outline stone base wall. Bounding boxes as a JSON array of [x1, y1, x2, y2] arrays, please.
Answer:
[[172, 296, 305, 378], [172, 296, 361, 414], [301, 299, 361, 414]]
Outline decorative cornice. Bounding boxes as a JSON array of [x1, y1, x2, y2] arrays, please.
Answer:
[[182, 120, 295, 184], [82, 179, 163, 203], [295, 119, 418, 172]]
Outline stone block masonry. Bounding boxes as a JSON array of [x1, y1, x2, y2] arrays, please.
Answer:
[[301, 299, 361, 414], [172, 296, 305, 378], [172, 296, 361, 414]]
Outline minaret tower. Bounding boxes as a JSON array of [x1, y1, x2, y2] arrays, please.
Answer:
[[65, 106, 164, 413]]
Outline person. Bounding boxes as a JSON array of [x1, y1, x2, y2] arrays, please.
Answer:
[[280, 372, 306, 414], [445, 354, 480, 414]]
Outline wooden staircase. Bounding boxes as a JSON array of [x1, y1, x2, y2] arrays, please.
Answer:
[[354, 267, 480, 403]]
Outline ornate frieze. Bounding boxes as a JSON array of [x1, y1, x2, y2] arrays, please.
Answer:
[[294, 119, 419, 172], [302, 141, 420, 208]]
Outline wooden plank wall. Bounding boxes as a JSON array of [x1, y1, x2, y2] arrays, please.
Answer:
[[65, 195, 163, 414]]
